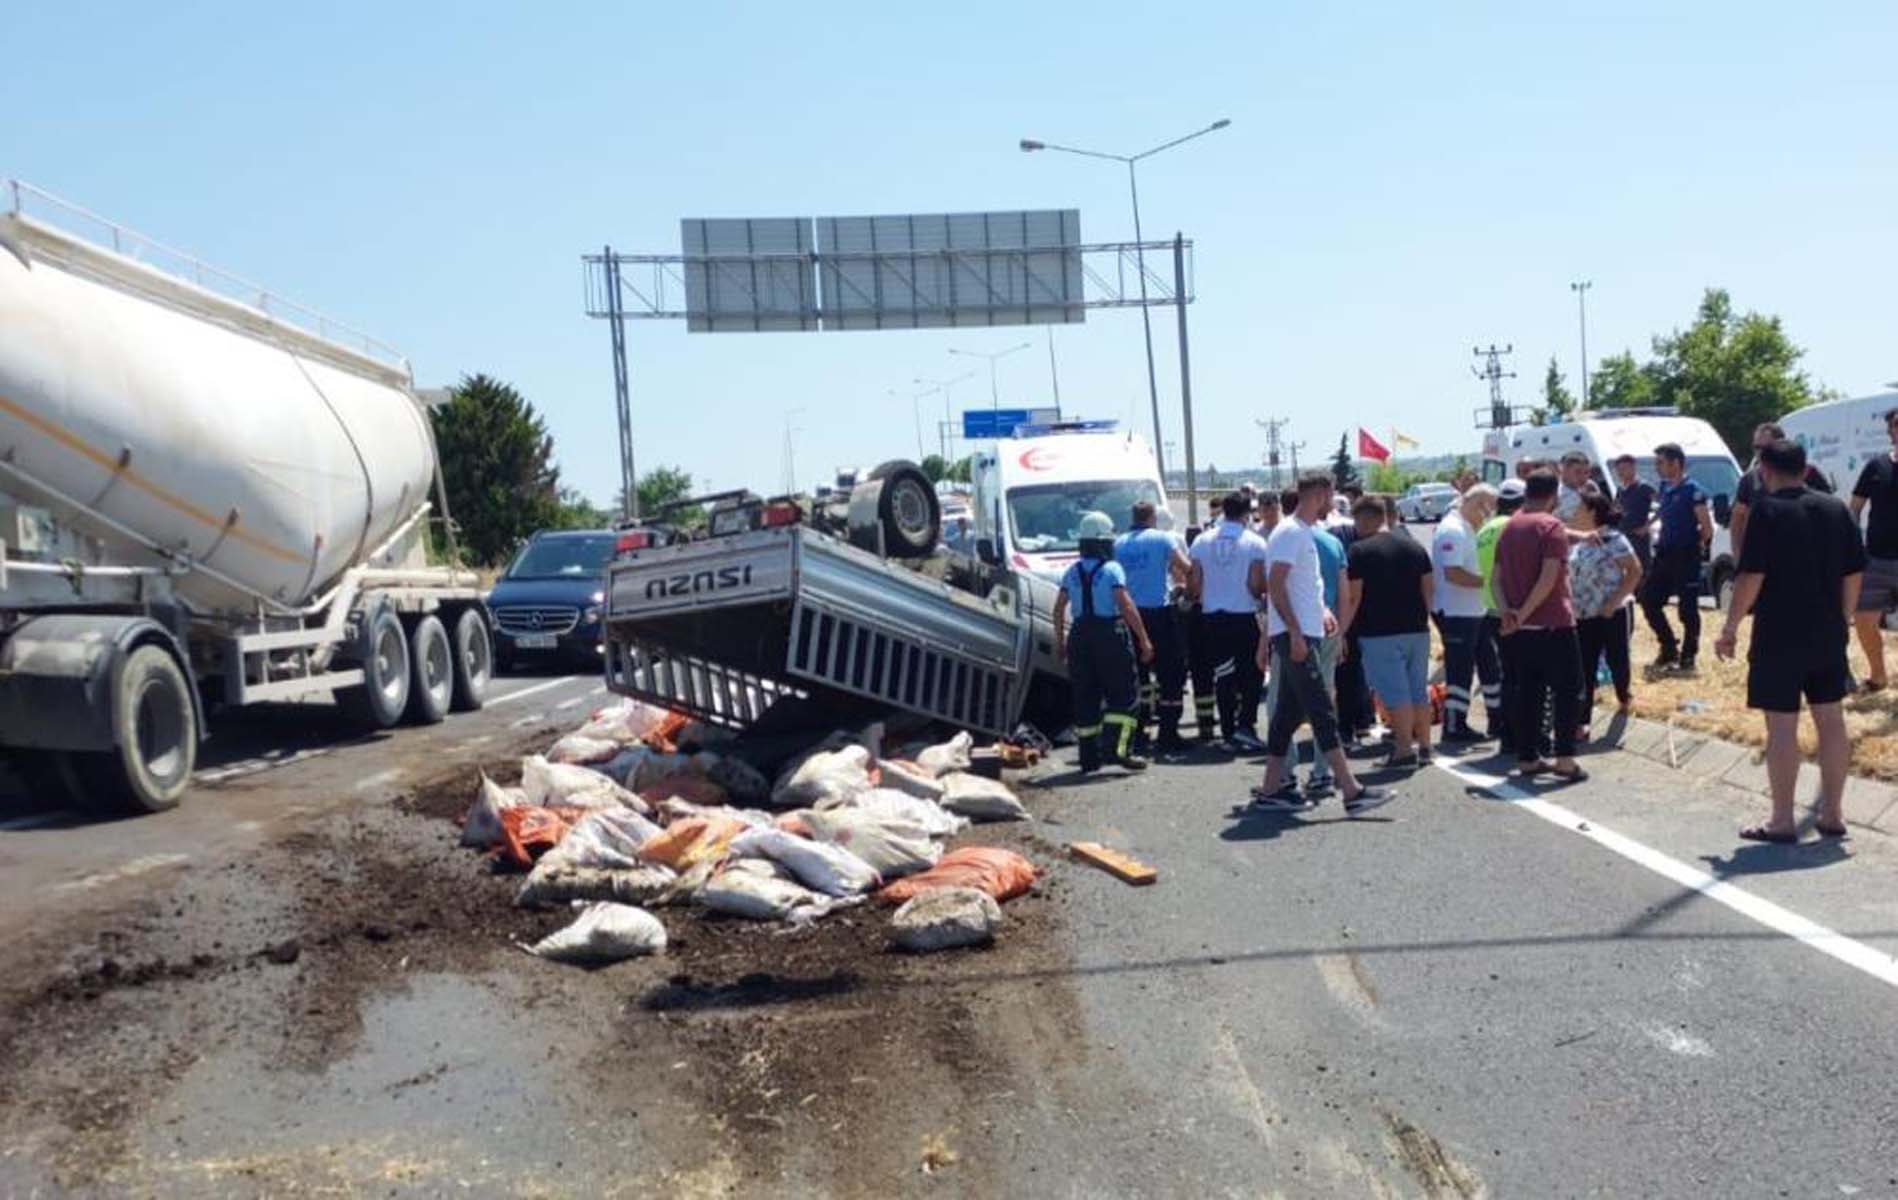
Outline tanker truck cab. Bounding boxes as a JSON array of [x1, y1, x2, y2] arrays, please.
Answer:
[[1481, 409, 1744, 607]]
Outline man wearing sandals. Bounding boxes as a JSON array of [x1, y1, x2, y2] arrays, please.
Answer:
[[1714, 439, 1864, 843], [1493, 471, 1588, 783]]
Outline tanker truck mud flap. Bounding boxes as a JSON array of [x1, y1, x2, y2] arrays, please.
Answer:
[[0, 614, 203, 814]]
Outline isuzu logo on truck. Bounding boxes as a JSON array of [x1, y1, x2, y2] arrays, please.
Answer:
[[645, 564, 754, 599]]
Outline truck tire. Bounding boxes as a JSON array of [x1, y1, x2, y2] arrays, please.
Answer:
[[75, 644, 197, 815], [449, 608, 491, 712], [340, 608, 411, 729], [853, 461, 940, 559], [405, 615, 452, 725]]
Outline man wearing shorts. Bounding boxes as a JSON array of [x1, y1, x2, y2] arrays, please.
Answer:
[[1250, 475, 1391, 816], [1848, 407, 1898, 692], [1339, 495, 1435, 767], [1716, 439, 1865, 843]]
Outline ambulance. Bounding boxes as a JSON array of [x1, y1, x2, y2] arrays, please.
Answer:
[[1781, 389, 1898, 494], [968, 420, 1172, 582]]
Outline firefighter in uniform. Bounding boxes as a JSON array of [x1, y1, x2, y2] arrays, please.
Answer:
[[1053, 512, 1155, 772], [1114, 500, 1192, 757]]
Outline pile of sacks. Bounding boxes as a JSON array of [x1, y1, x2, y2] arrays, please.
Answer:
[[458, 700, 1039, 964]]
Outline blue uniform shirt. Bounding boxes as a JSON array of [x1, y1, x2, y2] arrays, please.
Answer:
[[1112, 527, 1179, 608], [1061, 558, 1127, 620], [1655, 477, 1708, 551], [1312, 526, 1345, 611]]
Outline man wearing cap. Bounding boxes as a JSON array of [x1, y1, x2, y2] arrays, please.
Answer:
[[1053, 511, 1154, 773], [1115, 500, 1192, 757]]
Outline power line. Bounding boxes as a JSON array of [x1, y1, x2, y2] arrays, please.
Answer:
[[1255, 417, 1290, 488]]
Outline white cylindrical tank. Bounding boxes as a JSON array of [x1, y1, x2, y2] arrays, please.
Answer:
[[0, 214, 436, 615]]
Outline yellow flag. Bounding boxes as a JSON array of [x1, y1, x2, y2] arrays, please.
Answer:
[[1391, 428, 1421, 450]]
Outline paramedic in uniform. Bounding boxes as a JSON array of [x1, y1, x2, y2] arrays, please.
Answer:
[[1052, 512, 1154, 773], [1115, 500, 1192, 757]]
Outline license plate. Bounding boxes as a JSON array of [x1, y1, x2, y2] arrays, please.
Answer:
[[513, 633, 557, 649]]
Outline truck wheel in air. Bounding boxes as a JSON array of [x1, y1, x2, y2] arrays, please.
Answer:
[[405, 614, 453, 725], [340, 608, 411, 729], [75, 644, 197, 815], [855, 461, 941, 559], [449, 608, 491, 712]]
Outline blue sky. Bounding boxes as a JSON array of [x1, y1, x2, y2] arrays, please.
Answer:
[[7, 2, 1894, 503]]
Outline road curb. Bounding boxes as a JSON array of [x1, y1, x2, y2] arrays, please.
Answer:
[[1598, 714, 1898, 836]]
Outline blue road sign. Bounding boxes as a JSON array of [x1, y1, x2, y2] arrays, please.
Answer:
[[963, 408, 1059, 438]]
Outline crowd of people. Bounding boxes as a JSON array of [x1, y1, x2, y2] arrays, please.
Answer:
[[1050, 415, 1891, 841]]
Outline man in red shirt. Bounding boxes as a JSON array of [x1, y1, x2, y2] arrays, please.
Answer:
[[1493, 470, 1587, 782]]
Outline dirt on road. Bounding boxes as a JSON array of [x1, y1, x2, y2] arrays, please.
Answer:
[[0, 747, 1088, 1197]]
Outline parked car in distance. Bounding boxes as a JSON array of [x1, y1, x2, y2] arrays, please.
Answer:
[[487, 529, 618, 672], [1396, 481, 1458, 523]]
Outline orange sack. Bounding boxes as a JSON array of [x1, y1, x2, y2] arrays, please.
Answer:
[[494, 805, 586, 870], [644, 711, 692, 754], [877, 847, 1038, 906], [637, 813, 747, 871]]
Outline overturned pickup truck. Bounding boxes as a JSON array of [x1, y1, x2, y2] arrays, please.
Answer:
[[602, 462, 1064, 738]]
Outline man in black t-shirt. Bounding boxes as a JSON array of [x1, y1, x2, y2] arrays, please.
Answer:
[[1715, 439, 1866, 844], [1610, 454, 1655, 569], [1338, 501, 1436, 765], [1730, 420, 1832, 562], [1848, 407, 1898, 692]]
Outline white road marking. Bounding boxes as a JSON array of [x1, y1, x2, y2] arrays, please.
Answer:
[[351, 768, 405, 793], [196, 746, 334, 784], [553, 697, 583, 711], [509, 713, 547, 729], [452, 734, 494, 752], [1436, 758, 1898, 991], [490, 677, 580, 707], [56, 853, 190, 893]]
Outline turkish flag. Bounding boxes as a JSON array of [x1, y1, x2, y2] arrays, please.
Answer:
[[1358, 428, 1391, 463]]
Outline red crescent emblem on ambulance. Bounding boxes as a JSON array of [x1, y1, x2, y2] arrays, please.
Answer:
[[1019, 447, 1059, 470]]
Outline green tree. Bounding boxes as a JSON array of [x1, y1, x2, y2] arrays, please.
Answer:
[[616, 466, 704, 527], [1329, 432, 1361, 491], [1647, 288, 1821, 458], [947, 456, 974, 484], [919, 454, 949, 483], [1367, 461, 1410, 494], [1588, 351, 1661, 411], [1534, 356, 1577, 425], [431, 373, 561, 565], [553, 487, 611, 531]]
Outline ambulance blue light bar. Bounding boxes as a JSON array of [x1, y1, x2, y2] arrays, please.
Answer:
[[1011, 419, 1120, 438]]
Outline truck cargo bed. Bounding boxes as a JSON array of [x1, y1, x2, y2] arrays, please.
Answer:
[[603, 527, 1029, 735]]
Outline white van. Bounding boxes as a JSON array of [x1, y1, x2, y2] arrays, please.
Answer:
[[969, 420, 1171, 581], [967, 421, 1169, 711], [1479, 408, 1745, 606], [1781, 390, 1898, 494]]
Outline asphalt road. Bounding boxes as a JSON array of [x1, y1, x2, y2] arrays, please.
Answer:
[[4, 667, 1897, 1194]]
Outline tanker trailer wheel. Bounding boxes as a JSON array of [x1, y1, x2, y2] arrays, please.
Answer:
[[448, 609, 491, 713], [340, 608, 411, 729], [865, 461, 942, 559], [405, 615, 453, 725], [73, 645, 197, 816]]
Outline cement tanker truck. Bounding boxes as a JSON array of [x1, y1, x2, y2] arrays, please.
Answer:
[[0, 181, 493, 814]]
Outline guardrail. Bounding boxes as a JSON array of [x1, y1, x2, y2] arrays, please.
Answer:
[[5, 178, 409, 373]]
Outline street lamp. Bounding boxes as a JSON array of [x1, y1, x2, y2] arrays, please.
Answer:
[[915, 371, 976, 459], [1570, 281, 1593, 409], [948, 342, 1032, 411], [1020, 117, 1231, 476]]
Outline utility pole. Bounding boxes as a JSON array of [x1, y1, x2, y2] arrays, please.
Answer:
[[1255, 417, 1289, 488], [780, 408, 804, 496], [1287, 438, 1306, 482], [1570, 281, 1593, 408], [1046, 329, 1062, 418], [1472, 344, 1517, 429]]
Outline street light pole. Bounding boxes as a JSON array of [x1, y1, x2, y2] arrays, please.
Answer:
[[948, 343, 1031, 413], [1570, 280, 1593, 408], [915, 371, 976, 460], [1020, 118, 1231, 477]]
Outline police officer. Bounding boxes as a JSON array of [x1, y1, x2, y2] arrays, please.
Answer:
[[1115, 500, 1191, 756], [1053, 512, 1155, 772]]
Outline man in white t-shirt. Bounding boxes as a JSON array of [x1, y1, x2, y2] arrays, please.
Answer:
[[1432, 484, 1502, 741], [1251, 474, 1391, 815], [1556, 450, 1597, 527], [1188, 492, 1268, 751]]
